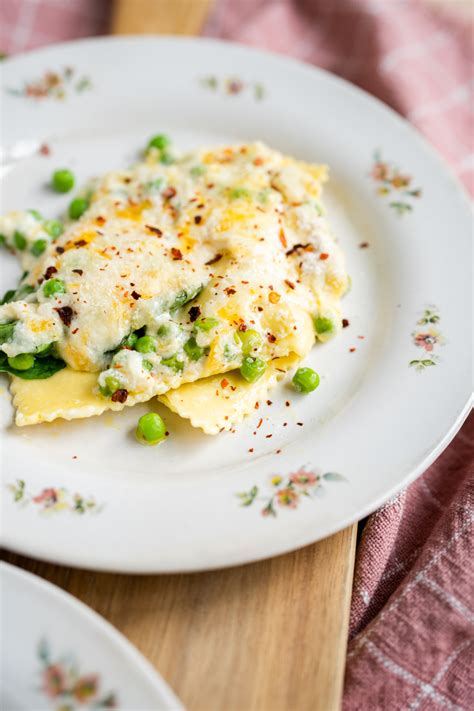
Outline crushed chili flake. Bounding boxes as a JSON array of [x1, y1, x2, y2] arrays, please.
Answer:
[[276, 449, 282, 454], [71, 327, 79, 334], [350, 347, 356, 352], [342, 318, 350, 328], [358, 335, 365, 340], [283, 422, 288, 427], [241, 280, 249, 285], [269, 291, 280, 304], [248, 448, 254, 453], [39, 143, 51, 156], [55, 306, 74, 327], [254, 402, 259, 410], [284, 279, 295, 290], [266, 434, 273, 439], [145, 225, 163, 236], [238, 323, 248, 332], [74, 239, 87, 248], [111, 389, 128, 403], [253, 156, 264, 166], [221, 378, 229, 389], [162, 186, 176, 199], [297, 422, 304, 426], [95, 216, 106, 226], [224, 287, 236, 296], [194, 215, 202, 225], [266, 400, 272, 406], [131, 290, 141, 300], [267, 333, 276, 343], [279, 229, 287, 248], [44, 266, 57, 280], [205, 253, 222, 266], [230, 385, 237, 392], [257, 306, 263, 312], [359, 241, 369, 249], [189, 305, 201, 322], [285, 242, 315, 257], [285, 401, 290, 407], [72, 269, 83, 276], [257, 418, 263, 429], [171, 248, 183, 260], [319, 252, 329, 260]]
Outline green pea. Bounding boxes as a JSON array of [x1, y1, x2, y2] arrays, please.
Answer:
[[52, 169, 75, 193], [31, 239, 47, 256], [314, 317, 334, 335], [28, 209, 43, 220], [120, 332, 138, 349], [237, 328, 262, 355], [147, 134, 170, 151], [135, 335, 157, 353], [43, 278, 65, 298], [136, 412, 166, 446], [292, 367, 320, 393], [157, 324, 173, 339], [190, 165, 205, 177], [13, 231, 26, 250], [44, 219, 64, 239], [195, 317, 219, 332], [68, 197, 89, 220], [8, 353, 35, 370], [240, 356, 267, 383], [160, 152, 174, 165], [99, 375, 123, 397], [184, 336, 208, 361], [161, 355, 184, 373], [229, 187, 250, 200]]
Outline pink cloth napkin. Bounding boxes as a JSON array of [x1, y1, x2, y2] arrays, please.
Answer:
[[1, 1, 473, 708]]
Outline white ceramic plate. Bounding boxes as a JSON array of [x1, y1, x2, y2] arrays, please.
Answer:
[[0, 562, 182, 710], [0, 37, 471, 572]]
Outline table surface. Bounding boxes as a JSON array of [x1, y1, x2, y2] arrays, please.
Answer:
[[2, 2, 359, 709]]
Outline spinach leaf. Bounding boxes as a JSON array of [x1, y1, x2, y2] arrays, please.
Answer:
[[0, 351, 66, 379], [0, 322, 15, 344]]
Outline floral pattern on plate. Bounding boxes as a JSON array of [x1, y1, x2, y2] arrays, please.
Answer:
[[6, 66, 92, 100], [238, 467, 346, 517], [38, 638, 117, 709], [199, 75, 265, 100], [410, 306, 444, 371], [7, 479, 103, 515], [370, 150, 422, 214]]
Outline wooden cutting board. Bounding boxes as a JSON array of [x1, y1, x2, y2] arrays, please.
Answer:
[[2, 3, 358, 710]]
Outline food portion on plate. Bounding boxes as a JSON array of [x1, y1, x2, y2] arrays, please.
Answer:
[[0, 138, 349, 437]]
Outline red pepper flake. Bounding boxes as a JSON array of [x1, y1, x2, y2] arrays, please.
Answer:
[[145, 225, 163, 236], [284, 279, 295, 290], [285, 242, 315, 257], [285, 401, 290, 407], [350, 347, 356, 352], [74, 239, 87, 248], [205, 253, 223, 266], [266, 400, 272, 406], [297, 422, 304, 426], [253, 157, 264, 166], [171, 248, 183, 260], [39, 142, 51, 156], [276, 449, 282, 454], [238, 323, 248, 332], [257, 306, 263, 312], [241, 280, 249, 285], [72, 455, 78, 460], [162, 186, 176, 199], [221, 378, 229, 389], [283, 422, 288, 427], [257, 418, 263, 429], [111, 389, 128, 403], [230, 385, 237, 392], [248, 448, 254, 453], [254, 402, 259, 410], [358, 335, 365, 340], [44, 266, 57, 280], [71, 327, 79, 335], [342, 318, 350, 328], [55, 246, 65, 254], [267, 333, 276, 343], [55, 306, 74, 327], [197, 203, 205, 209], [224, 287, 236, 296], [319, 252, 329, 260], [359, 242, 369, 249], [188, 305, 201, 322], [279, 229, 287, 248], [131, 290, 141, 300], [72, 269, 83, 276], [194, 215, 202, 225], [266, 434, 273, 439], [95, 216, 106, 226]]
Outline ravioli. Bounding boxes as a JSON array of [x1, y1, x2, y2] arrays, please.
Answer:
[[0, 140, 349, 432]]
